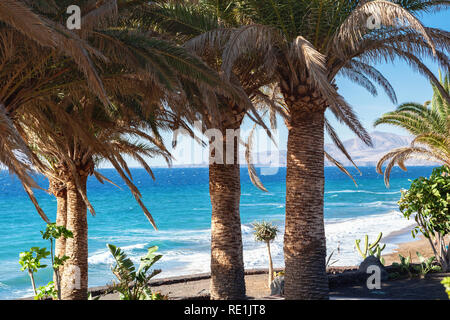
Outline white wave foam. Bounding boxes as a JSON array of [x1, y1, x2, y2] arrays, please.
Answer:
[[242, 210, 415, 269], [241, 202, 284, 207], [88, 243, 146, 265], [154, 251, 212, 278], [88, 211, 415, 279], [326, 190, 401, 195], [327, 200, 398, 208], [16, 288, 35, 299], [324, 211, 415, 266]]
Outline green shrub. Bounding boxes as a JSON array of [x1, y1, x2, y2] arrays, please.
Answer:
[[399, 166, 450, 271], [392, 254, 412, 277], [18, 223, 72, 300], [107, 244, 163, 300], [35, 281, 58, 300], [19, 247, 50, 296]]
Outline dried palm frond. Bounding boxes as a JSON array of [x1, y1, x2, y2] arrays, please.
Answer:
[[339, 60, 397, 104], [333, 0, 436, 56], [81, 0, 118, 33], [325, 151, 358, 187], [18, 87, 177, 229], [0, 103, 37, 188], [325, 119, 362, 175], [245, 123, 268, 192], [0, 0, 110, 105]]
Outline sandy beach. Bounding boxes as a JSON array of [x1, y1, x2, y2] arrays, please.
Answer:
[[383, 236, 436, 265]]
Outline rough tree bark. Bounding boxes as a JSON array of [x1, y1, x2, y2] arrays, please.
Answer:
[[50, 177, 67, 294], [209, 107, 246, 300], [282, 87, 329, 300], [60, 174, 88, 300]]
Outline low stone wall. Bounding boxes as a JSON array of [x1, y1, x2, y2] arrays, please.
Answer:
[[88, 268, 286, 297]]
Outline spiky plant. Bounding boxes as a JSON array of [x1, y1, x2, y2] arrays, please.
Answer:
[[375, 72, 450, 186], [252, 221, 279, 288]]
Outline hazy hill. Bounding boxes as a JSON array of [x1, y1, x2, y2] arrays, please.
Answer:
[[246, 131, 436, 167]]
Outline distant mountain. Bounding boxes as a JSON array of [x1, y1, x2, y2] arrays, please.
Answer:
[[324, 131, 416, 167], [245, 131, 437, 167]]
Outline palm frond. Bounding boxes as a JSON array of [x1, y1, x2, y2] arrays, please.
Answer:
[[333, 0, 436, 56], [376, 146, 446, 187], [324, 151, 358, 187], [245, 123, 268, 192]]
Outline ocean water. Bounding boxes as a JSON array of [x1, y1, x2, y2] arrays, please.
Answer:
[[0, 166, 436, 299]]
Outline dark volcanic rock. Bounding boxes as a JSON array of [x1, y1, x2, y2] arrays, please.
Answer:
[[270, 276, 285, 296], [358, 256, 388, 281]]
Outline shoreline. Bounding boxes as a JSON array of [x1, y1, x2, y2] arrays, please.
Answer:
[[90, 224, 439, 300], [85, 226, 436, 299], [383, 224, 417, 244], [18, 225, 429, 300], [382, 231, 437, 266]]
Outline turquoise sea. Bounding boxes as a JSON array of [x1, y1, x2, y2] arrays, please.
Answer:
[[0, 166, 436, 299]]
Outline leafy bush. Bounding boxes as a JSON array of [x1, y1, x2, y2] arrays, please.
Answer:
[[35, 281, 58, 300], [107, 244, 163, 300], [392, 252, 442, 278], [399, 166, 450, 271], [18, 223, 72, 300], [19, 247, 50, 296], [392, 254, 412, 277], [41, 223, 72, 299], [415, 252, 442, 276]]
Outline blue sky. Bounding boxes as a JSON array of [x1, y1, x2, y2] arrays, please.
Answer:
[[133, 9, 449, 168]]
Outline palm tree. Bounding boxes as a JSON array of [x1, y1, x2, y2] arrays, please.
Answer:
[[0, 0, 111, 102], [134, 0, 277, 299], [375, 72, 449, 186], [213, 0, 449, 299], [19, 92, 175, 299], [0, 0, 109, 192], [1, 0, 226, 299], [0, 0, 221, 186]]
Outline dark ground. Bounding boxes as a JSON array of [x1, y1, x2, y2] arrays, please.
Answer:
[[330, 273, 449, 300]]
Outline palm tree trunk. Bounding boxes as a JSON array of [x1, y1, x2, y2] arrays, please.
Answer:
[[54, 190, 67, 300], [266, 241, 274, 288], [60, 175, 88, 300], [55, 191, 67, 258], [209, 125, 246, 300], [284, 105, 329, 300]]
